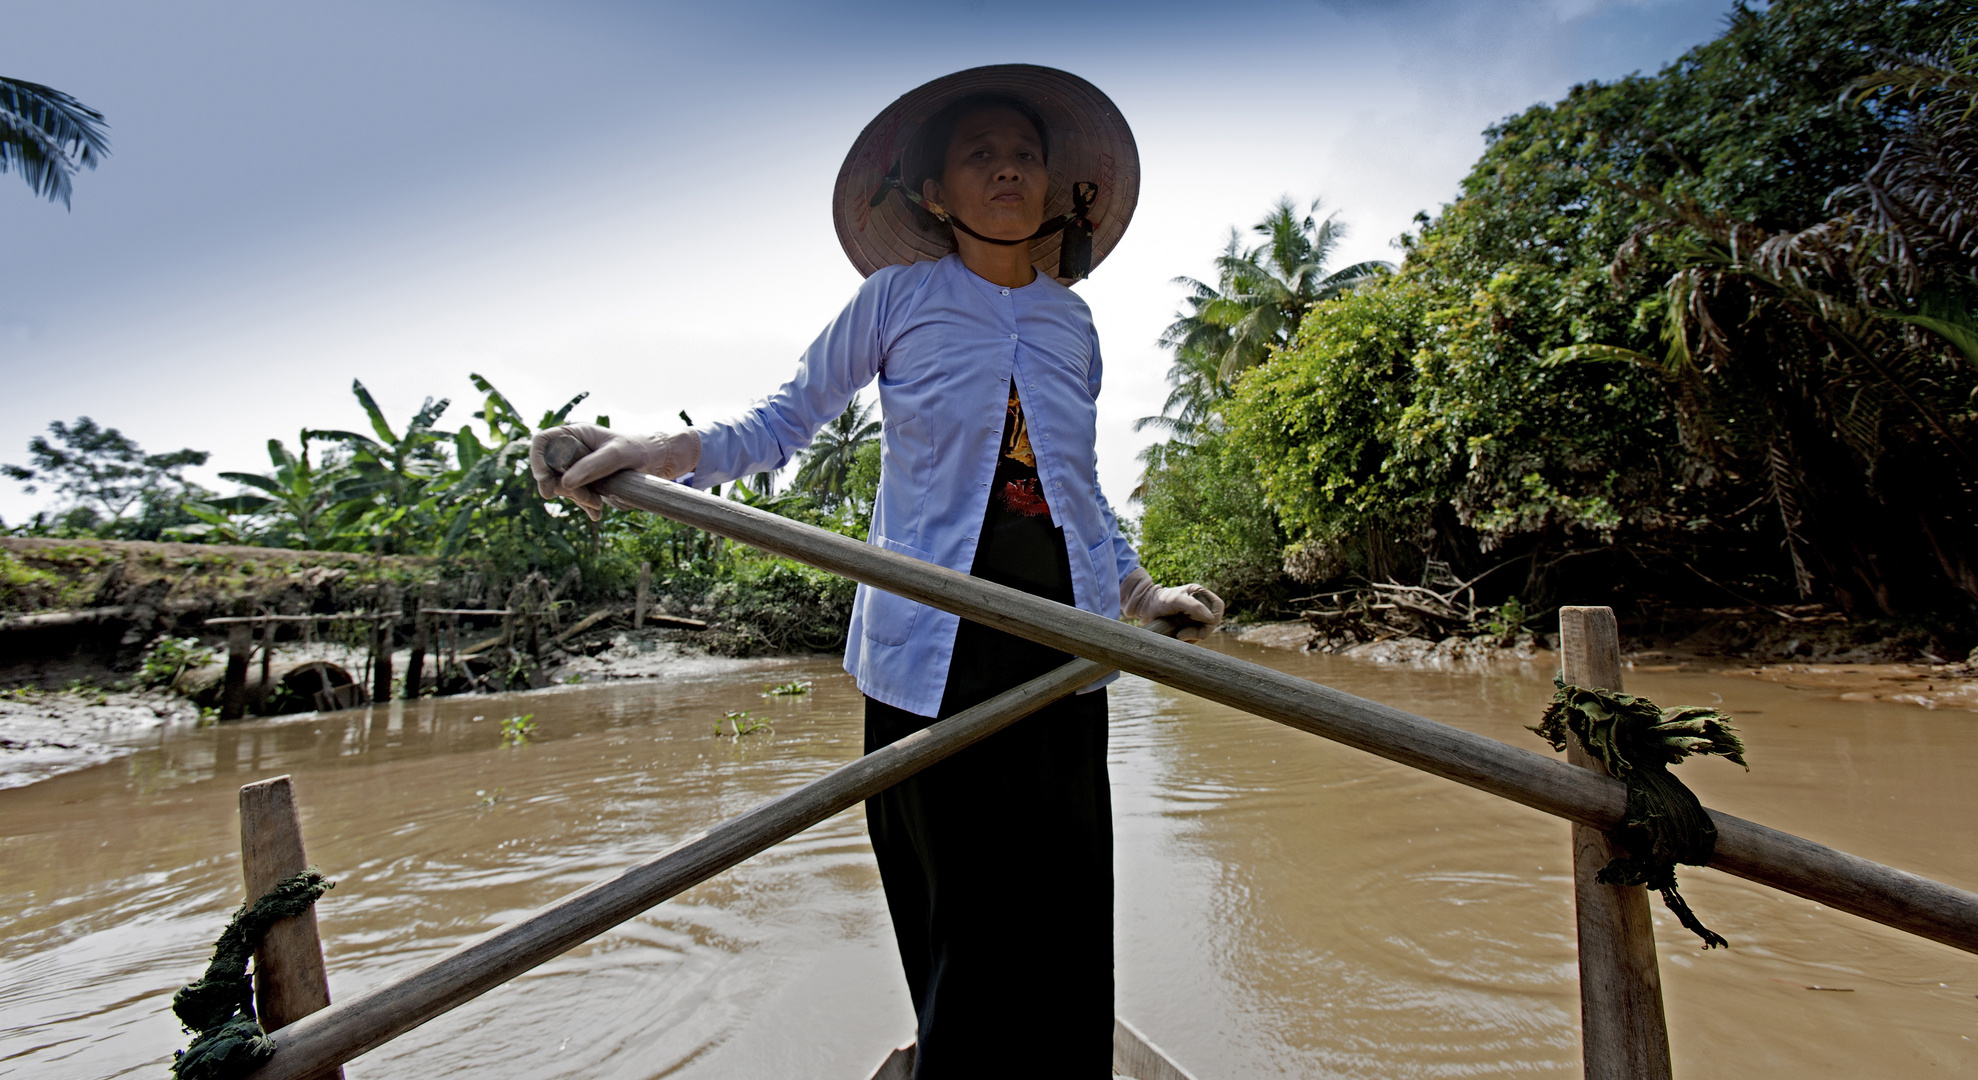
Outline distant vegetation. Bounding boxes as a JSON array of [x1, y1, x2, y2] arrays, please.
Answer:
[[3, 377, 877, 655], [1136, 0, 1977, 627]]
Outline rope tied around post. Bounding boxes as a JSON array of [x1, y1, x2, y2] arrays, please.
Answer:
[[171, 868, 335, 1079], [1532, 679, 1747, 948]]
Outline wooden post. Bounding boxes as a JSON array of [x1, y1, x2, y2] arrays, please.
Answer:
[[259, 618, 276, 705], [634, 561, 650, 630], [239, 775, 343, 1079], [221, 624, 253, 721], [1558, 606, 1671, 1080], [403, 588, 431, 700], [370, 614, 393, 705]]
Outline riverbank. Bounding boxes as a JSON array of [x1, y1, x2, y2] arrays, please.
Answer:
[[0, 630, 809, 790], [17, 607, 1972, 792], [1234, 618, 1978, 712], [0, 686, 201, 790]]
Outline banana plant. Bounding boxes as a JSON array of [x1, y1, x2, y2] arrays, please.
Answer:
[[308, 381, 453, 554], [167, 496, 265, 545], [434, 373, 593, 562], [212, 433, 352, 549]]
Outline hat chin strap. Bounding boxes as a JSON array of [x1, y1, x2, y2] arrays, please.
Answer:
[[872, 168, 1097, 281]]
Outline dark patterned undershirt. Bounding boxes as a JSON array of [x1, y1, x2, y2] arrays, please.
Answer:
[[970, 382, 1073, 599]]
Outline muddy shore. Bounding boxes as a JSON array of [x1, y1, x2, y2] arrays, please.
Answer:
[[1235, 618, 1978, 711], [0, 628, 794, 790], [11, 612, 1975, 793]]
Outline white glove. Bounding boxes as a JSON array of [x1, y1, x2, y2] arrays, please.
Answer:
[[1119, 567, 1225, 642], [530, 423, 701, 521]]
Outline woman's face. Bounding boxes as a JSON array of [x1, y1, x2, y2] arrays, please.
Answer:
[[923, 106, 1048, 242]]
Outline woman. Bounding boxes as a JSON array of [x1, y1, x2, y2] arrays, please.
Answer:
[[531, 65, 1222, 1078]]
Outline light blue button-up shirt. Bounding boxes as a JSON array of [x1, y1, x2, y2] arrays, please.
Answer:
[[688, 253, 1141, 716]]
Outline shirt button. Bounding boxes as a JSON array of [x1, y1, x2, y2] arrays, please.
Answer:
[[1000, 288, 1010, 296], [1009, 333, 1018, 340]]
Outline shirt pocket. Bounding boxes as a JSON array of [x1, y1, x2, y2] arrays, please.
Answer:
[[880, 412, 928, 484], [1086, 534, 1121, 615], [863, 534, 934, 646]]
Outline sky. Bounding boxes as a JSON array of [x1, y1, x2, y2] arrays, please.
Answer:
[[1, 0, 1736, 527]]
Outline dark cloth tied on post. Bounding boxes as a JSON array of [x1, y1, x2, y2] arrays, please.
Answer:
[[1531, 679, 1747, 948], [170, 868, 335, 1079]]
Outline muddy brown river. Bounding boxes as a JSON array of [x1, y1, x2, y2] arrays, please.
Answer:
[[2, 639, 1974, 1078]]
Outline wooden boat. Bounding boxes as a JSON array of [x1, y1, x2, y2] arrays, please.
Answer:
[[866, 1017, 1199, 1079]]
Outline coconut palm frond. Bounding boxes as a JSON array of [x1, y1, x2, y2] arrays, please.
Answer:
[[0, 76, 109, 207], [1151, 193, 1382, 426]]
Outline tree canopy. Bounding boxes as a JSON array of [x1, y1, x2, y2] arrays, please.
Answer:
[[1137, 0, 1977, 621]]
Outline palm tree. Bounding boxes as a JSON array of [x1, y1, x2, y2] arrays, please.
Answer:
[[1164, 196, 1391, 381], [1133, 346, 1226, 447], [793, 397, 880, 508], [1, 77, 109, 207]]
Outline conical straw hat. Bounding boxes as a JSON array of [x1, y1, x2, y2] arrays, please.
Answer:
[[833, 65, 1139, 285]]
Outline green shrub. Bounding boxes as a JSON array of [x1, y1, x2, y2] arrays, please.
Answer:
[[139, 636, 217, 689], [1136, 434, 1287, 614]]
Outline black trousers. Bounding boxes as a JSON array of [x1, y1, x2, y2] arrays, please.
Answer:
[[864, 616, 1113, 1079]]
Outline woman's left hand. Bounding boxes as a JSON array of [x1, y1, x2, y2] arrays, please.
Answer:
[[1120, 568, 1225, 642]]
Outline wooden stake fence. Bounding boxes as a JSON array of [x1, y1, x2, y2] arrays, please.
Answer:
[[225, 448, 1978, 1080]]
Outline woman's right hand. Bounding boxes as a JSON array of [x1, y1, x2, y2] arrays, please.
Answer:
[[530, 423, 701, 520]]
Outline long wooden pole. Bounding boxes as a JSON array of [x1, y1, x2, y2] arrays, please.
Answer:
[[557, 462, 1978, 952], [1559, 607, 1670, 1080], [246, 623, 1166, 1080], [240, 775, 343, 1080]]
